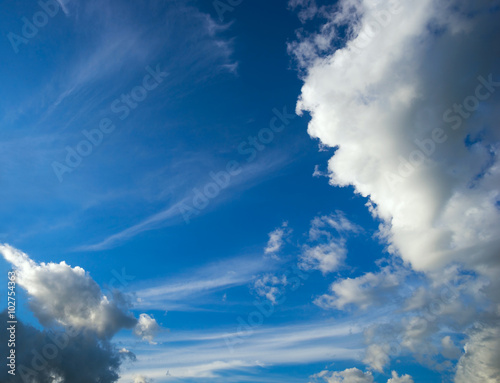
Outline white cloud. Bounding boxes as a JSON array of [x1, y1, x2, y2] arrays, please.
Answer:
[[363, 343, 390, 373], [387, 371, 414, 383], [310, 368, 374, 383], [300, 241, 347, 275], [134, 255, 271, 311], [315, 266, 404, 310], [265, 222, 290, 256], [134, 313, 161, 344], [0, 243, 136, 338], [293, 0, 500, 275], [300, 212, 360, 274], [118, 318, 366, 382], [291, 0, 500, 379], [133, 376, 151, 383], [254, 273, 288, 304], [80, 156, 292, 252], [455, 324, 500, 383], [308, 212, 360, 241], [310, 368, 414, 383]]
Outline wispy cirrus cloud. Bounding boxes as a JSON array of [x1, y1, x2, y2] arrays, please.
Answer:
[[77, 152, 293, 251], [131, 255, 274, 311], [116, 316, 372, 382]]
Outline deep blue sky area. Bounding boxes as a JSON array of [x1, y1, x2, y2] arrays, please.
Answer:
[[2, 0, 496, 382]]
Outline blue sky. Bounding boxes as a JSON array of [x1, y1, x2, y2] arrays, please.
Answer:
[[1, 1, 499, 383]]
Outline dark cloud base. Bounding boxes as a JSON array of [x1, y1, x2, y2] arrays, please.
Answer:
[[0, 310, 133, 383]]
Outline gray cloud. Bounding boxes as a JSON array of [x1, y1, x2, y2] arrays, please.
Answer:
[[1, 244, 137, 339], [0, 244, 160, 382], [0, 310, 131, 383]]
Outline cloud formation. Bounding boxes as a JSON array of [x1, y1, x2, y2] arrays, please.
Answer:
[[0, 310, 128, 383], [315, 265, 405, 310], [291, 0, 500, 380], [310, 368, 414, 383], [134, 313, 161, 344], [1, 244, 137, 338], [292, 0, 500, 274], [300, 212, 360, 274], [0, 243, 160, 382], [264, 222, 290, 257]]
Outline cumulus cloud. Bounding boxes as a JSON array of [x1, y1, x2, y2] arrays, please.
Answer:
[[1, 244, 137, 338], [310, 368, 414, 383], [300, 212, 359, 274], [354, 267, 489, 372], [0, 244, 161, 382], [292, 0, 500, 379], [0, 310, 126, 383], [315, 265, 405, 310], [300, 241, 347, 275], [310, 368, 373, 383], [387, 371, 414, 383], [293, 0, 500, 275], [0, 244, 137, 338], [256, 212, 358, 303], [455, 323, 500, 383], [134, 313, 161, 344]]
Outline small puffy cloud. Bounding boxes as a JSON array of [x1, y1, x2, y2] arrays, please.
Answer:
[[265, 222, 291, 256], [300, 241, 346, 275], [133, 376, 152, 383], [310, 368, 374, 383], [310, 368, 413, 383], [300, 212, 360, 274], [0, 244, 137, 338], [134, 313, 161, 343], [315, 266, 404, 310], [387, 371, 414, 383]]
